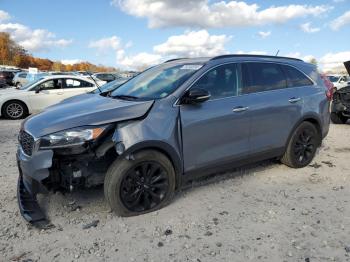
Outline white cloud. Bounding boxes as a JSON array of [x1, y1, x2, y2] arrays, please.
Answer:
[[61, 59, 82, 65], [153, 30, 231, 57], [319, 51, 350, 72], [257, 31, 271, 38], [330, 10, 350, 30], [284, 52, 315, 62], [117, 52, 162, 70], [300, 22, 320, 33], [113, 0, 330, 28], [236, 50, 267, 55], [0, 10, 72, 52], [0, 10, 10, 22], [91, 30, 231, 70], [88, 36, 123, 53]]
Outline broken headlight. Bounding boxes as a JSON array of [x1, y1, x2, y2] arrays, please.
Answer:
[[39, 126, 106, 149]]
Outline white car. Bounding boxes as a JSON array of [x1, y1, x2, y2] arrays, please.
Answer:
[[0, 75, 99, 120], [327, 74, 350, 90]]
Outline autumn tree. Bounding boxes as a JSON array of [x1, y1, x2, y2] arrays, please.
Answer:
[[0, 32, 118, 72]]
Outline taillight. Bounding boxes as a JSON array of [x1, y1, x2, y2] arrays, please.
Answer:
[[320, 74, 334, 101]]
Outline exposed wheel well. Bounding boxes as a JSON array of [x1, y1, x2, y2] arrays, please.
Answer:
[[1, 99, 29, 115]]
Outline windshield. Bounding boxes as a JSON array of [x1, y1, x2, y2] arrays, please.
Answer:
[[328, 76, 340, 83], [20, 77, 45, 90], [92, 78, 128, 94], [110, 63, 203, 100]]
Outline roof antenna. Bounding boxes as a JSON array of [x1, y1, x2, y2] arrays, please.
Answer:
[[275, 50, 280, 56]]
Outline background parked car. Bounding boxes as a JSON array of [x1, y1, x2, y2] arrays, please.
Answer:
[[330, 61, 350, 124], [12, 72, 28, 88], [327, 74, 350, 90], [0, 70, 15, 88], [0, 75, 97, 119], [93, 72, 118, 83]]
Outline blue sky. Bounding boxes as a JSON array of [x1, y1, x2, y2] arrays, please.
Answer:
[[1, 0, 350, 71]]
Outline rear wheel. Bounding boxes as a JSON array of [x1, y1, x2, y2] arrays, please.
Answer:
[[330, 112, 348, 124], [104, 150, 176, 216], [281, 122, 320, 168], [2, 101, 28, 120]]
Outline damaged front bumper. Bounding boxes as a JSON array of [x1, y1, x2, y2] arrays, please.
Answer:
[[16, 147, 53, 226]]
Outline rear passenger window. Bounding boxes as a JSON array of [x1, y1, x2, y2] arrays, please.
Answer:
[[241, 63, 287, 94], [281, 65, 314, 87], [191, 63, 239, 100]]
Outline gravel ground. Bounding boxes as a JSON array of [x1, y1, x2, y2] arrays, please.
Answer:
[[0, 119, 350, 262]]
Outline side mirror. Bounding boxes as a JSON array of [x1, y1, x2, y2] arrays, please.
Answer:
[[182, 88, 211, 104], [35, 88, 41, 94]]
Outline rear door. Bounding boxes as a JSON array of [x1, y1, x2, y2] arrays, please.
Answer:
[[180, 63, 251, 173], [62, 78, 95, 99], [240, 62, 306, 155]]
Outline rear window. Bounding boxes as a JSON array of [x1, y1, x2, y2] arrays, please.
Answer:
[[241, 62, 287, 94], [281, 65, 314, 87]]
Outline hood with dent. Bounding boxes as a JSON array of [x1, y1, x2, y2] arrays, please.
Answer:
[[23, 94, 154, 137]]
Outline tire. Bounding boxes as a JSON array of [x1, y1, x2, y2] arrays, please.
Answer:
[[330, 112, 348, 124], [2, 100, 28, 120], [281, 122, 320, 168], [104, 150, 176, 216]]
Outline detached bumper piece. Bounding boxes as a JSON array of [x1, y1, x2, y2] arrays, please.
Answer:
[[17, 176, 50, 229]]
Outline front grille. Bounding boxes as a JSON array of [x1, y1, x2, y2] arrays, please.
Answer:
[[19, 130, 34, 156]]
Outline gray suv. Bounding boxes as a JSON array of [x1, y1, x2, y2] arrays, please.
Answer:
[[17, 55, 330, 226]]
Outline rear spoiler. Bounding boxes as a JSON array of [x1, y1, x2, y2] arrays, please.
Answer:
[[344, 61, 350, 76]]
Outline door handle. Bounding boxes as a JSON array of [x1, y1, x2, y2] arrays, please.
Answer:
[[288, 97, 301, 103], [232, 106, 249, 113]]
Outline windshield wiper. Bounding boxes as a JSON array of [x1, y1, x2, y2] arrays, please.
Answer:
[[111, 94, 139, 100]]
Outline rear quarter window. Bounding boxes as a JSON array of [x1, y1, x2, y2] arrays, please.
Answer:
[[281, 65, 314, 87]]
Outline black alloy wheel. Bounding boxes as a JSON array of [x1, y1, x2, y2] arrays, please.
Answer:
[[293, 129, 316, 166], [281, 122, 319, 168], [120, 161, 169, 212], [104, 150, 176, 216]]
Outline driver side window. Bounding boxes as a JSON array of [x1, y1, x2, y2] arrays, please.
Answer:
[[191, 63, 239, 100], [38, 79, 63, 91]]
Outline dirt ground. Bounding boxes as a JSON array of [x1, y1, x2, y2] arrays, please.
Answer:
[[0, 119, 350, 262]]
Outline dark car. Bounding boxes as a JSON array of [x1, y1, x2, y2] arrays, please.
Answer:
[[331, 61, 350, 124], [17, 55, 330, 226], [0, 70, 15, 88], [93, 73, 118, 83]]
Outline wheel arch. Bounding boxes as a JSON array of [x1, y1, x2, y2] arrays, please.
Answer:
[[121, 141, 183, 189]]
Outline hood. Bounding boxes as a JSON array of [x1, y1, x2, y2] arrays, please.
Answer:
[[344, 61, 350, 76], [56, 92, 95, 104], [0, 87, 22, 95], [23, 95, 154, 137]]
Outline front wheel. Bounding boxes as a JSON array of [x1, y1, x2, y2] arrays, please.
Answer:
[[281, 122, 320, 168], [104, 150, 176, 216], [330, 112, 348, 124], [2, 101, 28, 120]]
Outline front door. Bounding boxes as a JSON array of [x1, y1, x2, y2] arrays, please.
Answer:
[[180, 63, 251, 174], [28, 78, 64, 113]]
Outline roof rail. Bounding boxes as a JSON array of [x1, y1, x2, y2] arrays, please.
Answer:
[[163, 58, 187, 63], [210, 54, 303, 62]]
